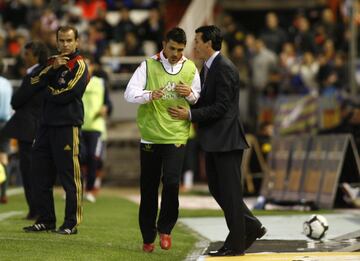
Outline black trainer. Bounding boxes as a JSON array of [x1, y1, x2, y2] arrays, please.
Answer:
[[23, 223, 55, 232], [54, 226, 78, 235]]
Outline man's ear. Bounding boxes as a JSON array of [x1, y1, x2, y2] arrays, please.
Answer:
[[206, 40, 212, 49]]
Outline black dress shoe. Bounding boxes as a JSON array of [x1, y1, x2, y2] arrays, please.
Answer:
[[209, 247, 244, 256], [245, 226, 267, 250]]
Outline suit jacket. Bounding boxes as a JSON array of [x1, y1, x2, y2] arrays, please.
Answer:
[[1, 65, 45, 142], [191, 54, 249, 152]]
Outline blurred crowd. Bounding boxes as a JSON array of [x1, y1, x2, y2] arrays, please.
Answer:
[[0, 0, 165, 78], [219, 5, 360, 132], [0, 0, 360, 134], [222, 7, 350, 95]]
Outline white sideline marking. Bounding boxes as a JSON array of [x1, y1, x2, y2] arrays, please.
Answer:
[[7, 187, 23, 196], [0, 211, 24, 221]]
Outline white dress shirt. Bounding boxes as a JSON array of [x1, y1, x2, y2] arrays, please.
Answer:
[[26, 63, 40, 75], [188, 51, 220, 120], [204, 51, 220, 69], [124, 51, 201, 104]]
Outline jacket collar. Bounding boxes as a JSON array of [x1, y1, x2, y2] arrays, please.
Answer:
[[67, 50, 80, 59], [204, 51, 220, 69]]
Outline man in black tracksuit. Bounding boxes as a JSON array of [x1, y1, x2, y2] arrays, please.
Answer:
[[23, 25, 89, 235], [1, 41, 49, 219]]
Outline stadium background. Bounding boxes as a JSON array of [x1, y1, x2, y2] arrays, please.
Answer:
[[1, 0, 359, 207]]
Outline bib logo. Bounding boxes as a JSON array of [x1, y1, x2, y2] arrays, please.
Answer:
[[142, 144, 153, 152], [161, 82, 180, 100]]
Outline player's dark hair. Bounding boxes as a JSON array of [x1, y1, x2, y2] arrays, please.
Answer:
[[165, 27, 187, 45], [195, 25, 223, 51], [25, 41, 49, 66]]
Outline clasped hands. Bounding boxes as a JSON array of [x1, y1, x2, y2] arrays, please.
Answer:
[[53, 53, 70, 69], [151, 82, 190, 120], [151, 81, 191, 101], [168, 81, 190, 120]]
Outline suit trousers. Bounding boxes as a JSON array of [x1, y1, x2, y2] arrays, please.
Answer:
[[205, 150, 262, 252], [139, 143, 186, 244], [32, 125, 83, 228], [18, 141, 37, 216]]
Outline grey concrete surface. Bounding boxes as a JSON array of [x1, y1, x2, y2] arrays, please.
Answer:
[[180, 212, 360, 241]]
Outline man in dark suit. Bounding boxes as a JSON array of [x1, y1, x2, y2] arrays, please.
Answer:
[[1, 41, 49, 219], [168, 25, 266, 256]]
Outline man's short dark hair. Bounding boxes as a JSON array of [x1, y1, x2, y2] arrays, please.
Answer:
[[25, 41, 49, 65], [195, 25, 223, 51], [165, 27, 187, 45], [56, 25, 79, 40]]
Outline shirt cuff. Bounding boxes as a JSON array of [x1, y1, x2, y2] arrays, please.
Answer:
[[145, 91, 152, 103], [185, 93, 196, 104]]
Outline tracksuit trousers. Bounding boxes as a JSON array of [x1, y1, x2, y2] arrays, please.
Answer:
[[32, 125, 83, 229], [139, 143, 186, 244]]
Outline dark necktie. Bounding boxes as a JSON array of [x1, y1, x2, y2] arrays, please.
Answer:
[[202, 64, 209, 89]]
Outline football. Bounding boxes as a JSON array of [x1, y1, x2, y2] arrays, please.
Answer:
[[303, 214, 329, 240]]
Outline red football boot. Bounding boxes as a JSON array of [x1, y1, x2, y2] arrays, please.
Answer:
[[159, 233, 171, 250], [143, 243, 155, 253]]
